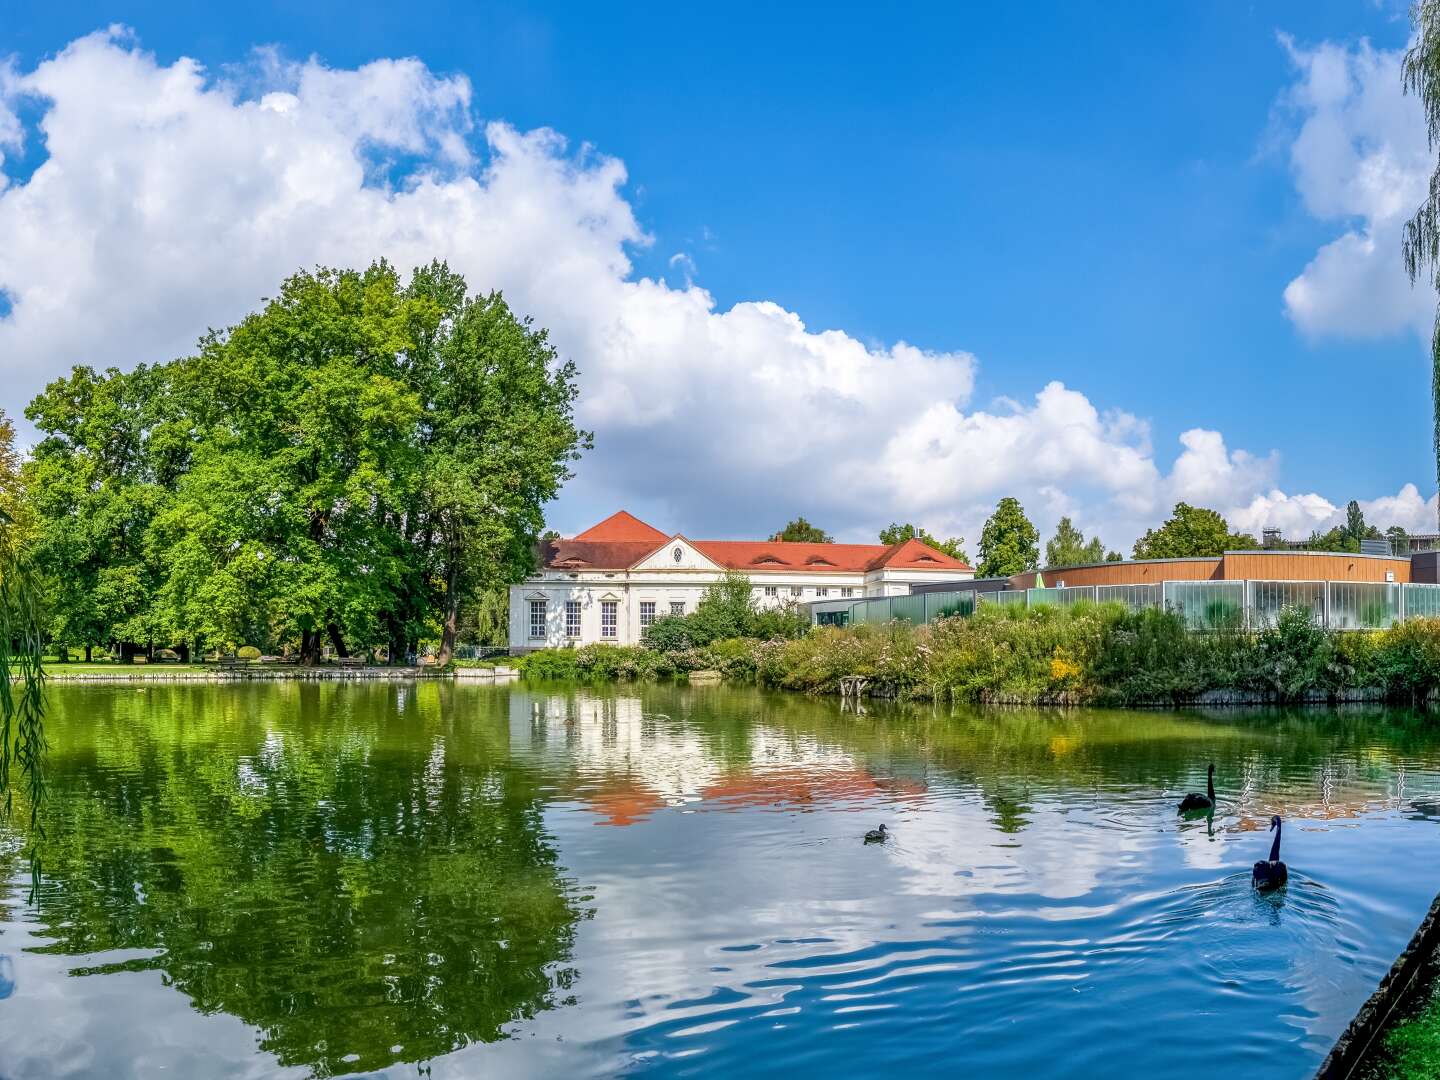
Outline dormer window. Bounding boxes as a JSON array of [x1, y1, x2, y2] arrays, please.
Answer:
[[752, 554, 784, 565]]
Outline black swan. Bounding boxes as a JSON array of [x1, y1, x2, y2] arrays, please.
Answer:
[[1178, 764, 1216, 813], [1252, 815, 1289, 891], [864, 824, 889, 844]]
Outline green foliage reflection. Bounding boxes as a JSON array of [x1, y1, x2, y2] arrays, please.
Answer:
[[19, 684, 582, 1077]]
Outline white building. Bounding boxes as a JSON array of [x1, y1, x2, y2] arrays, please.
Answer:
[[509, 510, 974, 650]]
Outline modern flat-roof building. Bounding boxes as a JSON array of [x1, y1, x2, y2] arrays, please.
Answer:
[[510, 511, 974, 650], [1004, 549, 1412, 589], [812, 548, 1430, 631]]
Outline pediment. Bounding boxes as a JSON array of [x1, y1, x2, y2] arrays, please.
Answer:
[[630, 535, 722, 572]]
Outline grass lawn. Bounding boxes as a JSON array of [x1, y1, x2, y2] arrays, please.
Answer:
[[1383, 990, 1440, 1079], [41, 661, 313, 676]]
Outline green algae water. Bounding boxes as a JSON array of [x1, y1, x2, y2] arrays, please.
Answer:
[[3, 683, 1440, 1078]]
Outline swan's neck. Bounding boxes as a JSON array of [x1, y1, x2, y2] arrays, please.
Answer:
[[1268, 823, 1282, 863], [1207, 771, 1215, 801]]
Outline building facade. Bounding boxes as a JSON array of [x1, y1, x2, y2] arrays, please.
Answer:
[[509, 511, 973, 650]]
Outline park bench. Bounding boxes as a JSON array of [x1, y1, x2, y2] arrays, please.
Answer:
[[333, 655, 365, 668], [215, 656, 247, 668]]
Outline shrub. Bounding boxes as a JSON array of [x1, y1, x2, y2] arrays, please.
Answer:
[[1329, 629, 1381, 691], [1243, 605, 1332, 702], [517, 648, 581, 680], [642, 614, 694, 651], [236, 645, 261, 661], [1091, 607, 1198, 703], [575, 643, 671, 680], [1373, 618, 1440, 702], [642, 573, 812, 652], [700, 637, 764, 680]]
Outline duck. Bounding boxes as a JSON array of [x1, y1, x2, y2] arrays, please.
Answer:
[[1252, 815, 1289, 891], [1178, 763, 1216, 813], [863, 824, 889, 844]]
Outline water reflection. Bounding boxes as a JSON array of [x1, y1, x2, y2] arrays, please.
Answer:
[[5, 684, 584, 1077], [1, 684, 1440, 1078]]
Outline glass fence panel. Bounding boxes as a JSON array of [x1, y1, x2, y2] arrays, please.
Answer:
[[1246, 580, 1325, 628], [994, 590, 1028, 608], [1328, 582, 1400, 629], [925, 592, 975, 621], [1095, 583, 1163, 611], [1163, 580, 1246, 630], [889, 594, 927, 624], [1404, 583, 1440, 620], [849, 598, 885, 625], [1029, 586, 1099, 608]]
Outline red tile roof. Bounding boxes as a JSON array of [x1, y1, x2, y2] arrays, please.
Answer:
[[542, 539, 662, 571], [542, 514, 972, 573], [573, 510, 669, 543], [691, 539, 970, 573]]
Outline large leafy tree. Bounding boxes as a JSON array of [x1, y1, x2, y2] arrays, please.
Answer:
[[24, 365, 176, 659], [771, 517, 833, 543], [152, 264, 428, 662], [1043, 516, 1109, 569], [21, 261, 587, 665], [975, 497, 1040, 578], [878, 522, 970, 563], [1132, 502, 1258, 559], [1405, 2, 1440, 521], [416, 274, 589, 666]]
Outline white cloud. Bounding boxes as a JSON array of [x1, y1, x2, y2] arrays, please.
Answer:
[[0, 29, 1431, 551], [1279, 35, 1437, 338]]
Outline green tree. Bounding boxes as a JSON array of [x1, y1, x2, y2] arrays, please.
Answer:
[[0, 408, 45, 828], [21, 261, 587, 666], [1132, 502, 1257, 559], [24, 366, 174, 660], [1387, 524, 1411, 555], [878, 522, 970, 563], [459, 586, 512, 648], [415, 275, 589, 666], [771, 517, 833, 543], [149, 264, 428, 662], [1404, 2, 1440, 525], [976, 498, 1040, 578], [1043, 516, 1107, 569], [1345, 500, 1368, 548]]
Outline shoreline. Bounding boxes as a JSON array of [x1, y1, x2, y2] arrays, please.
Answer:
[[32, 667, 1435, 708], [38, 666, 520, 684]]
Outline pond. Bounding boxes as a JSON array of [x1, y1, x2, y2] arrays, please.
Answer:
[[2, 683, 1440, 1078]]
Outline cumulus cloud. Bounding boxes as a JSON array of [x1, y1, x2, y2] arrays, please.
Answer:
[[0, 29, 1431, 549], [1279, 34, 1436, 338]]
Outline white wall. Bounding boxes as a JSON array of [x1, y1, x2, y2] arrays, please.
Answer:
[[508, 565, 972, 650]]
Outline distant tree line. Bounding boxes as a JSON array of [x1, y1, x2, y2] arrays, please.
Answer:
[[774, 494, 1415, 584], [12, 261, 589, 665]]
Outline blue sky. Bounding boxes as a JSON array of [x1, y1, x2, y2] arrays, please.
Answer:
[[0, 1, 1433, 547]]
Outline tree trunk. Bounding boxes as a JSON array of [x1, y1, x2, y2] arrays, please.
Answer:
[[176, 642, 190, 663], [84, 644, 93, 663], [385, 612, 406, 666], [300, 629, 322, 666], [326, 621, 348, 659], [436, 559, 460, 668], [120, 641, 141, 664]]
